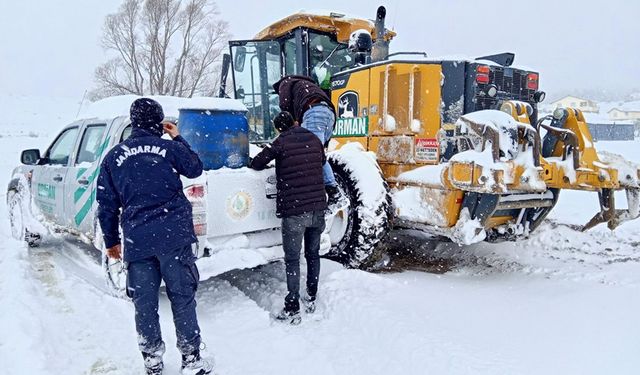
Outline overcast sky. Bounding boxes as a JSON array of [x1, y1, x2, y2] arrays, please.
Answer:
[[1, 0, 638, 101]]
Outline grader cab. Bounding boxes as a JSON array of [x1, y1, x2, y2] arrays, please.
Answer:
[[223, 6, 640, 268]]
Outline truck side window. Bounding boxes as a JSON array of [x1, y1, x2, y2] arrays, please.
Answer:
[[47, 127, 79, 165], [76, 124, 106, 165], [120, 125, 132, 142]]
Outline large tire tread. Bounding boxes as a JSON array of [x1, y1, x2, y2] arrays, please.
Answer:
[[326, 156, 393, 269]]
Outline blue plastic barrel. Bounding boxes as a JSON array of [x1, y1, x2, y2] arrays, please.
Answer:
[[178, 108, 249, 170]]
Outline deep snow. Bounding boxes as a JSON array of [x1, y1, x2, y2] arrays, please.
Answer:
[[1, 95, 639, 374]]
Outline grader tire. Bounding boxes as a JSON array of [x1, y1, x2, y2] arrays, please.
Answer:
[[325, 155, 392, 269]]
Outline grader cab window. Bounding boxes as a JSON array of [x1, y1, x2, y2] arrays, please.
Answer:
[[231, 41, 281, 141], [308, 32, 352, 90], [283, 35, 299, 75], [229, 30, 354, 142]]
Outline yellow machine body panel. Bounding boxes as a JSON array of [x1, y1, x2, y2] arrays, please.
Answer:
[[330, 62, 443, 180]]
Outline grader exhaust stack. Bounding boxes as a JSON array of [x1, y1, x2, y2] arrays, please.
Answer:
[[371, 6, 389, 62]]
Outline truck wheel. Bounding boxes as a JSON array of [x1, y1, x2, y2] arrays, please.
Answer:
[[8, 190, 26, 241], [7, 189, 41, 247], [94, 222, 128, 299], [102, 255, 128, 299], [325, 148, 392, 268]]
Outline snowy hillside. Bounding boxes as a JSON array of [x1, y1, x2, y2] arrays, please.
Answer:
[[1, 93, 82, 136], [1, 95, 639, 375]]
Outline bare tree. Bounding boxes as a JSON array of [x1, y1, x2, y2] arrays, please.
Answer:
[[91, 0, 229, 100]]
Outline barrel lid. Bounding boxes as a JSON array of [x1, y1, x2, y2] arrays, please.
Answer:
[[179, 97, 247, 113]]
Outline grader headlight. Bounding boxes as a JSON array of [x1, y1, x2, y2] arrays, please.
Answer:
[[486, 84, 498, 98]]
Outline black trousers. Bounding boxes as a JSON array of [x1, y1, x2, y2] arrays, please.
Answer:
[[281, 210, 326, 311]]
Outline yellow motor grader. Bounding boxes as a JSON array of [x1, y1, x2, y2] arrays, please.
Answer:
[[222, 6, 640, 267]]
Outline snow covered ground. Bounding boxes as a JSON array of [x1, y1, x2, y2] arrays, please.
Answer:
[[1, 95, 639, 374]]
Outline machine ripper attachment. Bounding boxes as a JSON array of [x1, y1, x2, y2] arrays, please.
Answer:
[[440, 102, 640, 238], [536, 107, 640, 231], [392, 101, 640, 245]]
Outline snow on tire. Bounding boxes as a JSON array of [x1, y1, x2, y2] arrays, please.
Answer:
[[7, 179, 42, 247], [326, 143, 392, 268], [7, 190, 26, 242]]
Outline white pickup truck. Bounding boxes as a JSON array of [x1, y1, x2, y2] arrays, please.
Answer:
[[7, 95, 391, 295]]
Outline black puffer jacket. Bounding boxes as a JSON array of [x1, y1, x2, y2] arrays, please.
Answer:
[[249, 126, 327, 217], [273, 75, 336, 124]]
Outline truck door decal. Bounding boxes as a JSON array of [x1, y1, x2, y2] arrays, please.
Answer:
[[37, 183, 56, 199], [73, 136, 111, 226]]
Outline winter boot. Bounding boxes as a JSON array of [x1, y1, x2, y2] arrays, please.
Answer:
[[142, 351, 164, 375], [181, 350, 213, 375], [274, 307, 302, 325], [302, 294, 316, 314]]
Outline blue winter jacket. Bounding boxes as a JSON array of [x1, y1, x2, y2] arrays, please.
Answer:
[[96, 127, 203, 262]]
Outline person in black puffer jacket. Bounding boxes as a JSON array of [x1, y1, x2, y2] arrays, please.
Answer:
[[273, 75, 345, 209], [249, 111, 327, 323]]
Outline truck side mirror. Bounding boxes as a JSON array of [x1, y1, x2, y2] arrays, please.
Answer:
[[21, 149, 41, 165], [234, 46, 247, 72]]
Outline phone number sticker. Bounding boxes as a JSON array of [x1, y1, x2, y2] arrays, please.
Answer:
[[415, 138, 439, 162]]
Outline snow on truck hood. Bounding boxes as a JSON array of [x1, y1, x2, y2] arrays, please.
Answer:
[[76, 95, 247, 121]]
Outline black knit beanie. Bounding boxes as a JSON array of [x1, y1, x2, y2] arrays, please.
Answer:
[[274, 111, 295, 133], [130, 98, 164, 136]]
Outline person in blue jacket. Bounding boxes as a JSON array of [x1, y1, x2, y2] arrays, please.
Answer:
[[96, 98, 212, 375]]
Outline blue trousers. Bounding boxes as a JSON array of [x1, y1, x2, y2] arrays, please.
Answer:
[[127, 244, 201, 356], [302, 105, 337, 187]]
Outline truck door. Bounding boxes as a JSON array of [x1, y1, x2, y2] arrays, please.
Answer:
[[31, 125, 80, 224], [66, 122, 109, 232], [230, 40, 282, 141]]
